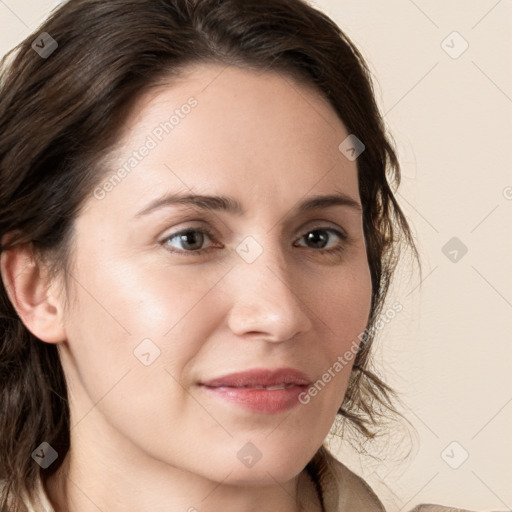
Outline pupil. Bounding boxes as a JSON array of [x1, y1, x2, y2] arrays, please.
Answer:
[[307, 230, 327, 249], [182, 231, 203, 250]]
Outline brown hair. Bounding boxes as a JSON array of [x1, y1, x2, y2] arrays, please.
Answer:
[[0, 0, 418, 509]]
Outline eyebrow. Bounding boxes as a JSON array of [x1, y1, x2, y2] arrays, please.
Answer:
[[134, 191, 362, 218]]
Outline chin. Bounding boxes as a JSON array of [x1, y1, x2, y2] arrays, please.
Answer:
[[224, 463, 305, 487], [226, 443, 314, 486]]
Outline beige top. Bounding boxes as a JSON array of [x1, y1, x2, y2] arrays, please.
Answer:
[[312, 447, 491, 512], [0, 449, 501, 512]]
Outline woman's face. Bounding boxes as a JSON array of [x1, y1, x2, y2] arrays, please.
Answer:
[[58, 63, 372, 486]]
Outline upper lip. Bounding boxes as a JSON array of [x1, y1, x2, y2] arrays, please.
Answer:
[[199, 367, 311, 388]]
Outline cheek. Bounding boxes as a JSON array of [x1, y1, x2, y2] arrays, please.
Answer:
[[60, 259, 216, 446], [62, 252, 230, 407], [291, 256, 372, 403], [320, 260, 372, 345], [316, 262, 372, 396]]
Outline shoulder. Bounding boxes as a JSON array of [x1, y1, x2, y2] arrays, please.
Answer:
[[315, 451, 502, 512]]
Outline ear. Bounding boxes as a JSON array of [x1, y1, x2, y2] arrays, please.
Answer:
[[0, 241, 67, 344]]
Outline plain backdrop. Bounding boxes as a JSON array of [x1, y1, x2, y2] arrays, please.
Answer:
[[1, 1, 511, 511]]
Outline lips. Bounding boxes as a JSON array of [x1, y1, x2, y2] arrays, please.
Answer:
[[199, 367, 311, 389], [198, 367, 312, 414]]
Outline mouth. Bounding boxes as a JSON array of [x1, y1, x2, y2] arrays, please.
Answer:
[[198, 367, 311, 414]]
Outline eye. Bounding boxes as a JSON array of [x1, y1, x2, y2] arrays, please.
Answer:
[[162, 227, 216, 255], [294, 227, 348, 255]]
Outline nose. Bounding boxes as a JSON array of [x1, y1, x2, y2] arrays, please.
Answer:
[[226, 242, 313, 343]]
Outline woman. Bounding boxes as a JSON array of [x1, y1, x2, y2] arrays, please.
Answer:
[[0, 0, 487, 511]]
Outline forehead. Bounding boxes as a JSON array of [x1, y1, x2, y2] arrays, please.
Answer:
[[85, 63, 359, 220]]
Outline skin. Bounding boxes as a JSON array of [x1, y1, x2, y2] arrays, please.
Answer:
[[1, 63, 372, 512]]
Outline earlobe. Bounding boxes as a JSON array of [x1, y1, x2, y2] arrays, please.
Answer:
[[0, 242, 67, 344]]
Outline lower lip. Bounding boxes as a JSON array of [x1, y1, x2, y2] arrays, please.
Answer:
[[200, 385, 307, 414]]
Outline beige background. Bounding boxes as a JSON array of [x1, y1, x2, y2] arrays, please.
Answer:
[[1, 1, 511, 511]]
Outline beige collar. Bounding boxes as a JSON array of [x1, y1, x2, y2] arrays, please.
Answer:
[[309, 445, 385, 512]]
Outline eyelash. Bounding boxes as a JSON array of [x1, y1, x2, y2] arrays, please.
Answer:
[[161, 225, 349, 257]]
